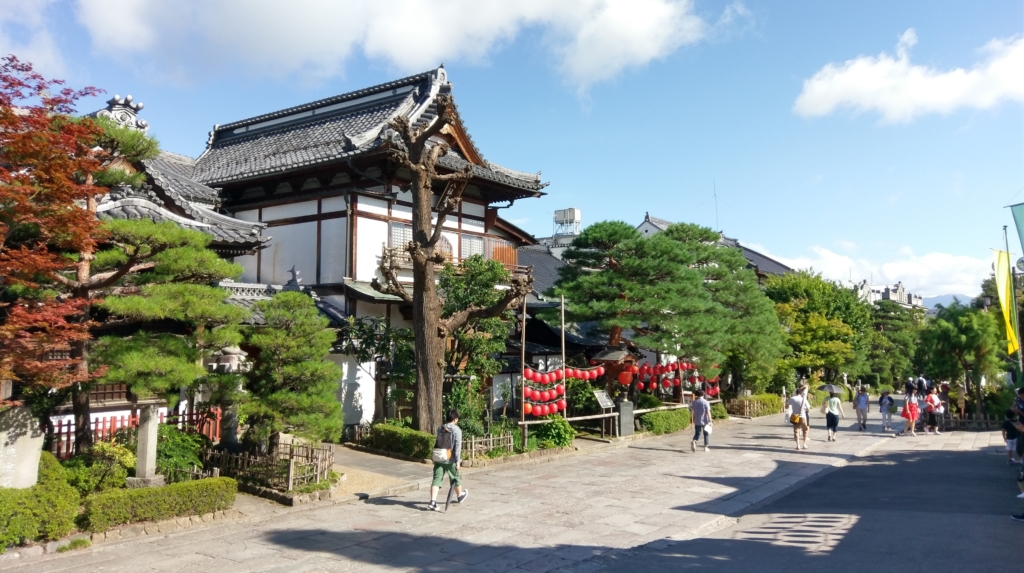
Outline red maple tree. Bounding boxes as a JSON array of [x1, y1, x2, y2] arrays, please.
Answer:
[[0, 56, 106, 404]]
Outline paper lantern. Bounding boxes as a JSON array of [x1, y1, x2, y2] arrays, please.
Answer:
[[698, 376, 706, 382], [617, 371, 632, 386], [557, 399, 567, 411], [689, 376, 697, 383], [636, 382, 645, 391], [590, 359, 598, 365], [630, 365, 639, 374], [596, 366, 606, 376], [555, 384, 565, 396], [673, 379, 681, 387], [525, 368, 536, 381], [542, 373, 552, 385], [523, 403, 533, 415], [525, 388, 534, 400], [662, 378, 671, 388]]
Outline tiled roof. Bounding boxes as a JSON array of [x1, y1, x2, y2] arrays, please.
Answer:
[[518, 245, 565, 298], [217, 280, 347, 327], [641, 213, 674, 231], [192, 67, 545, 195], [145, 152, 221, 206]]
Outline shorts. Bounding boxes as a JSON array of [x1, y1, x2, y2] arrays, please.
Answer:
[[431, 461, 461, 488], [1007, 439, 1017, 453], [792, 419, 809, 439], [825, 412, 839, 431]]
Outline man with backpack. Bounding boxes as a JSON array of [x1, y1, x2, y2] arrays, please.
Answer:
[[428, 408, 468, 512]]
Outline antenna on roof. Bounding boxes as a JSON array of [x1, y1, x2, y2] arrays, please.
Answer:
[[713, 181, 719, 232]]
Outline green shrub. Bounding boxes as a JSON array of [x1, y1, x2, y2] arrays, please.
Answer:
[[809, 390, 830, 406], [726, 394, 783, 417], [82, 477, 236, 533], [58, 538, 91, 552], [862, 373, 880, 389], [114, 425, 210, 475], [711, 403, 729, 420], [565, 377, 600, 415], [369, 424, 434, 459], [61, 442, 135, 497], [876, 384, 895, 396], [459, 418, 485, 439], [0, 453, 79, 551], [636, 393, 663, 410], [533, 416, 575, 448], [640, 409, 692, 435]]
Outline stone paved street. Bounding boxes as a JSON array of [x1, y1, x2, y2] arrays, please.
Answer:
[[2, 414, 1000, 573]]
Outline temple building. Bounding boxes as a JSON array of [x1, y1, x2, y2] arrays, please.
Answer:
[[82, 67, 546, 427]]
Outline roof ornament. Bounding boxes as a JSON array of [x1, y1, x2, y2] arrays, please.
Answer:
[[284, 266, 303, 291], [96, 94, 149, 132], [101, 183, 160, 205]]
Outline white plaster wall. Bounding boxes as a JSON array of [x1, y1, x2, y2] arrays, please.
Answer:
[[234, 209, 260, 222], [357, 196, 388, 217], [264, 222, 317, 284], [328, 355, 376, 425], [234, 254, 258, 283], [462, 202, 485, 218], [462, 219, 485, 233], [637, 221, 663, 236], [320, 218, 347, 283], [356, 216, 388, 282], [262, 200, 317, 221], [321, 196, 347, 213], [356, 302, 386, 318], [491, 373, 520, 410], [392, 203, 412, 221]]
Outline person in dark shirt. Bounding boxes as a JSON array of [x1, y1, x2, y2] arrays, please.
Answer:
[[1003, 410, 1020, 466]]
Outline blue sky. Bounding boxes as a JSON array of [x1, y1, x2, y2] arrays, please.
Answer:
[[3, 0, 1022, 296]]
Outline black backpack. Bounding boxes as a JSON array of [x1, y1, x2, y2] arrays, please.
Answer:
[[433, 425, 453, 462]]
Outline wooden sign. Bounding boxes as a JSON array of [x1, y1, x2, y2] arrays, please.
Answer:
[[593, 390, 615, 409]]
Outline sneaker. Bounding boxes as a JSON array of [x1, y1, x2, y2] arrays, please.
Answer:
[[457, 490, 469, 504], [691, 441, 697, 452], [1012, 513, 1024, 522], [428, 501, 441, 512], [934, 430, 941, 435], [1010, 460, 1018, 466], [1017, 492, 1024, 499], [703, 445, 710, 452]]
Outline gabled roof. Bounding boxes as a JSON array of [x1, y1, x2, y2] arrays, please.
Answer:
[[192, 67, 546, 199], [640, 212, 673, 231]]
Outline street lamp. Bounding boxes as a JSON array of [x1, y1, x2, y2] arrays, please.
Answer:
[[982, 295, 993, 311]]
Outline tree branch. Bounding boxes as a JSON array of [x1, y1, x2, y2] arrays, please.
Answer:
[[415, 94, 456, 147], [372, 247, 413, 304], [440, 274, 533, 335], [86, 260, 155, 290], [427, 178, 469, 248]]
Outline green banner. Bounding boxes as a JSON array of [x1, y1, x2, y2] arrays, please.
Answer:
[[1011, 203, 1024, 255]]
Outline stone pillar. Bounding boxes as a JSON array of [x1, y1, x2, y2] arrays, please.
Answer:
[[126, 405, 164, 488], [618, 400, 634, 437], [0, 407, 45, 488]]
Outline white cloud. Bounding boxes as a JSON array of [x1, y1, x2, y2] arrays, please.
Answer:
[[758, 244, 988, 297], [794, 28, 1024, 122], [0, 0, 65, 76], [71, 0, 732, 88]]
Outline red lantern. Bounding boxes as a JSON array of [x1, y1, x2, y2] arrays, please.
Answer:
[[556, 384, 565, 396], [617, 371, 632, 386], [524, 403, 533, 415], [698, 375, 706, 382], [636, 382, 645, 391], [630, 365, 639, 375], [540, 390, 549, 401], [525, 388, 534, 400], [546, 373, 555, 385], [557, 399, 567, 410], [524, 368, 534, 381], [689, 376, 697, 383], [673, 378, 681, 387], [590, 359, 597, 366], [596, 366, 606, 376], [662, 378, 671, 388]]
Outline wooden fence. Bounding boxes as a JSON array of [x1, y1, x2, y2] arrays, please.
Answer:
[[203, 442, 334, 491], [47, 408, 222, 460], [165, 464, 220, 484], [725, 398, 780, 418], [464, 434, 515, 461], [937, 413, 1003, 431]]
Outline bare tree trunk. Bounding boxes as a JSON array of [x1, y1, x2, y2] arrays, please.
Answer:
[[71, 382, 92, 454]]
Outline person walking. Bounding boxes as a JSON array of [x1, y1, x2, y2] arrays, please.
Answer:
[[923, 387, 944, 435], [690, 389, 712, 452], [1003, 409, 1021, 466], [786, 385, 811, 450], [824, 391, 846, 442], [428, 408, 468, 512], [897, 387, 919, 437], [854, 387, 870, 431], [879, 390, 895, 432]]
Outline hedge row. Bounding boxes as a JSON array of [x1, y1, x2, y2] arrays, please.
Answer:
[[82, 477, 236, 533], [370, 424, 435, 459], [727, 394, 783, 417], [0, 453, 78, 551], [640, 409, 692, 435]]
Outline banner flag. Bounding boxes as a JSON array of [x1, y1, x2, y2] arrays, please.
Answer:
[[1010, 203, 1024, 255], [996, 250, 1020, 355]]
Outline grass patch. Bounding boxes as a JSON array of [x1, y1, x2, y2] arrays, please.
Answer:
[[57, 538, 91, 552], [286, 471, 340, 495]]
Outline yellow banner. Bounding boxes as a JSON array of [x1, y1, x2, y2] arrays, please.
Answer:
[[996, 250, 1020, 354]]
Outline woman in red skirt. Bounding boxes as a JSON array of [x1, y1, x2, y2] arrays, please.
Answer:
[[897, 387, 919, 437]]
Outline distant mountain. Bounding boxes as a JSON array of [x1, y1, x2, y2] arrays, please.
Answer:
[[923, 294, 973, 309]]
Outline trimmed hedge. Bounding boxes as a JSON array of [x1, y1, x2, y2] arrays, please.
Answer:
[[640, 409, 692, 435], [0, 452, 78, 551], [710, 402, 729, 419], [727, 394, 783, 417], [82, 477, 236, 533], [370, 424, 434, 459]]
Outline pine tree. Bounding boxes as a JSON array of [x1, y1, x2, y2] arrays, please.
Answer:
[[241, 291, 343, 446]]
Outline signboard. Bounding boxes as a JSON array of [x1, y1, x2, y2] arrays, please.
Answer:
[[593, 390, 615, 410]]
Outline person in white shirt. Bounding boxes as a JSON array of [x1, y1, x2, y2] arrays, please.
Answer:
[[786, 385, 811, 450]]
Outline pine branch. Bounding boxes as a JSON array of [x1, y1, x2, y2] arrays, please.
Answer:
[[441, 274, 532, 335]]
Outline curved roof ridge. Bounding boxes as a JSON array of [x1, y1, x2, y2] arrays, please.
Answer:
[[215, 68, 442, 132]]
